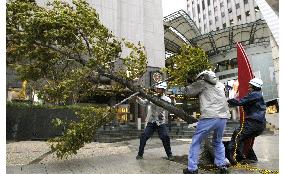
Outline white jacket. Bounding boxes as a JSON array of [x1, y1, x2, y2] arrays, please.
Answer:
[[182, 79, 230, 119], [137, 94, 172, 126]]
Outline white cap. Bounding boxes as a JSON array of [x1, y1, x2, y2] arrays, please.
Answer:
[[196, 70, 216, 79], [155, 82, 167, 89], [249, 78, 263, 88]]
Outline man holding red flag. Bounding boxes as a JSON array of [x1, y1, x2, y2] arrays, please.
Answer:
[[226, 42, 266, 165], [227, 78, 266, 164]]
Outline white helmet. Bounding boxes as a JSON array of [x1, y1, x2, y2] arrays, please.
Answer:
[[249, 78, 263, 88], [196, 70, 216, 79], [155, 82, 167, 89]]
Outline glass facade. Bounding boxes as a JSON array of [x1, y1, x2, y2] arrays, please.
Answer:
[[214, 58, 238, 73]]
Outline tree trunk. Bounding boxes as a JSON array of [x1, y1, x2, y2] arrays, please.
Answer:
[[101, 72, 198, 124]]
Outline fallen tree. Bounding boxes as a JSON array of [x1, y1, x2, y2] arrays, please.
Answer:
[[7, 0, 212, 158]]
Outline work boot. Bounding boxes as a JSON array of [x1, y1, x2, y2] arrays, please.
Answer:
[[136, 154, 143, 160], [228, 153, 237, 165], [216, 166, 229, 174], [183, 168, 198, 174], [168, 155, 174, 161]]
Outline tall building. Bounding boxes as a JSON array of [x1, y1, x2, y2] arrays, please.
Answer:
[[186, 0, 262, 34], [88, 0, 166, 89]]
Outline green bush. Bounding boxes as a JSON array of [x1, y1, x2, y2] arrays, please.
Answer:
[[7, 101, 115, 159], [48, 105, 115, 159]]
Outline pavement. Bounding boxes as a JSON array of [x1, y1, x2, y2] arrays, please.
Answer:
[[6, 131, 279, 174]]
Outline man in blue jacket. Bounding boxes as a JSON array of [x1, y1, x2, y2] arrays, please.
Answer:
[[227, 78, 266, 165]]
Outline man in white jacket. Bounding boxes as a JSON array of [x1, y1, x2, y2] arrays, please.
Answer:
[[136, 82, 174, 161], [182, 70, 230, 174]]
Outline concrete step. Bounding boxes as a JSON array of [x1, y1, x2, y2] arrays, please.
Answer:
[[94, 121, 241, 143]]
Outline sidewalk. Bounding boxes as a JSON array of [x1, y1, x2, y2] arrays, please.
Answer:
[[7, 133, 279, 174]]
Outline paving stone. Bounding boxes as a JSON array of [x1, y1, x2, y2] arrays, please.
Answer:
[[6, 134, 279, 174]]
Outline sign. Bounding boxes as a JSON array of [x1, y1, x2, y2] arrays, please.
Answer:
[[152, 72, 162, 83], [117, 104, 130, 123], [150, 71, 163, 87]]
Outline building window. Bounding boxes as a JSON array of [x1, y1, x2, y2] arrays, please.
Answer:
[[215, 16, 218, 22], [219, 73, 238, 80], [221, 12, 225, 17], [202, 0, 205, 10], [199, 18, 201, 23], [244, 0, 248, 4], [207, 0, 211, 6], [198, 4, 200, 13], [236, 3, 240, 9], [228, 8, 232, 13], [223, 23, 226, 28], [214, 6, 218, 12], [204, 24, 207, 29], [230, 19, 234, 25], [227, 0, 231, 3], [237, 15, 241, 21], [209, 10, 212, 15], [203, 14, 206, 19], [255, 6, 260, 12], [214, 58, 238, 73], [220, 2, 224, 7], [216, 27, 220, 30], [193, 8, 196, 18], [245, 11, 250, 17]]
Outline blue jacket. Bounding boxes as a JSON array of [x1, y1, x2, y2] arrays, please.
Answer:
[[227, 91, 266, 123]]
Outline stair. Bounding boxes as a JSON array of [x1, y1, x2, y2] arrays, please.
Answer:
[[94, 120, 241, 143]]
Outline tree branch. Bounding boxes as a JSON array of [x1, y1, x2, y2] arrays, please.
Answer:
[[78, 30, 92, 58], [99, 72, 198, 124], [34, 41, 88, 66]]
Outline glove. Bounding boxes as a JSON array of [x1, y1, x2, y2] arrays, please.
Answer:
[[227, 98, 238, 107]]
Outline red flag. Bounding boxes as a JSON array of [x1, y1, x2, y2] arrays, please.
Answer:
[[237, 42, 254, 98], [236, 42, 255, 157]]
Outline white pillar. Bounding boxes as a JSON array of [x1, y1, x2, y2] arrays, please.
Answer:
[[137, 118, 141, 130]]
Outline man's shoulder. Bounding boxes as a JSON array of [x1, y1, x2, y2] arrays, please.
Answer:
[[250, 91, 263, 97], [215, 81, 225, 89], [216, 81, 225, 87]]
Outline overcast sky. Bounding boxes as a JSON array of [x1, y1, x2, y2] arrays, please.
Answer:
[[162, 0, 187, 16]]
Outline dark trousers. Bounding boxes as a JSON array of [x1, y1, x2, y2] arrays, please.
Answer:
[[227, 120, 265, 161], [138, 122, 172, 157]]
